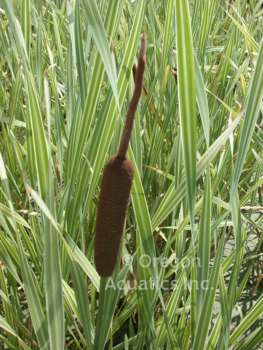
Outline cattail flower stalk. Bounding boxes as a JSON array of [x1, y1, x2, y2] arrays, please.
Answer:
[[94, 33, 146, 278]]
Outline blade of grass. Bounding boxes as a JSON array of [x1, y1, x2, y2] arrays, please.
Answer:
[[75, 0, 86, 111], [193, 225, 226, 350], [230, 37, 263, 203], [21, 0, 30, 57], [80, 0, 118, 106], [196, 165, 211, 323], [0, 315, 31, 350], [16, 230, 50, 350], [152, 111, 243, 231], [8, 64, 22, 129], [175, 0, 197, 237], [194, 54, 210, 148], [44, 160, 65, 350], [25, 71, 49, 199], [69, 260, 92, 350]]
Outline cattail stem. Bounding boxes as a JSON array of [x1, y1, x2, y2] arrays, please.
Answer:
[[93, 277, 107, 349], [117, 32, 146, 159]]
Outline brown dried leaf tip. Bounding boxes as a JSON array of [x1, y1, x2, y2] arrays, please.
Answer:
[[94, 33, 147, 278]]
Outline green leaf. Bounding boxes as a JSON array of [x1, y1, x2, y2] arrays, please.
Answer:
[[44, 161, 65, 350], [175, 0, 197, 236], [25, 71, 49, 199], [80, 0, 118, 106], [197, 165, 211, 323], [0, 315, 31, 350], [229, 294, 263, 346], [69, 260, 92, 350], [194, 54, 209, 148], [16, 229, 50, 350], [231, 38, 263, 202], [152, 111, 243, 231], [8, 64, 22, 129], [75, 0, 86, 110], [0, 0, 29, 65], [235, 325, 263, 350], [198, 0, 216, 60], [21, 0, 30, 56], [161, 0, 174, 69], [193, 226, 226, 350]]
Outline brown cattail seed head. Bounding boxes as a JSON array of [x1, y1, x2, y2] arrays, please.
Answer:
[[94, 33, 146, 278], [94, 155, 134, 277]]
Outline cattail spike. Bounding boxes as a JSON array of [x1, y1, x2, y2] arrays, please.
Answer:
[[94, 33, 147, 278], [117, 32, 146, 159], [94, 156, 134, 277]]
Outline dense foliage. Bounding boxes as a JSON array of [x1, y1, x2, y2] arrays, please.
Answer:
[[0, 0, 263, 349]]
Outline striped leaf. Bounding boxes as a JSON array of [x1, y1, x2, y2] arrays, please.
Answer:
[[44, 160, 65, 350], [175, 0, 197, 236]]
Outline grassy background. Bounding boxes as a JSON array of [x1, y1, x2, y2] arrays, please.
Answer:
[[0, 0, 263, 349]]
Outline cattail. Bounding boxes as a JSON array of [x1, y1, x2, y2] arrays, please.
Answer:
[[94, 33, 146, 277]]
